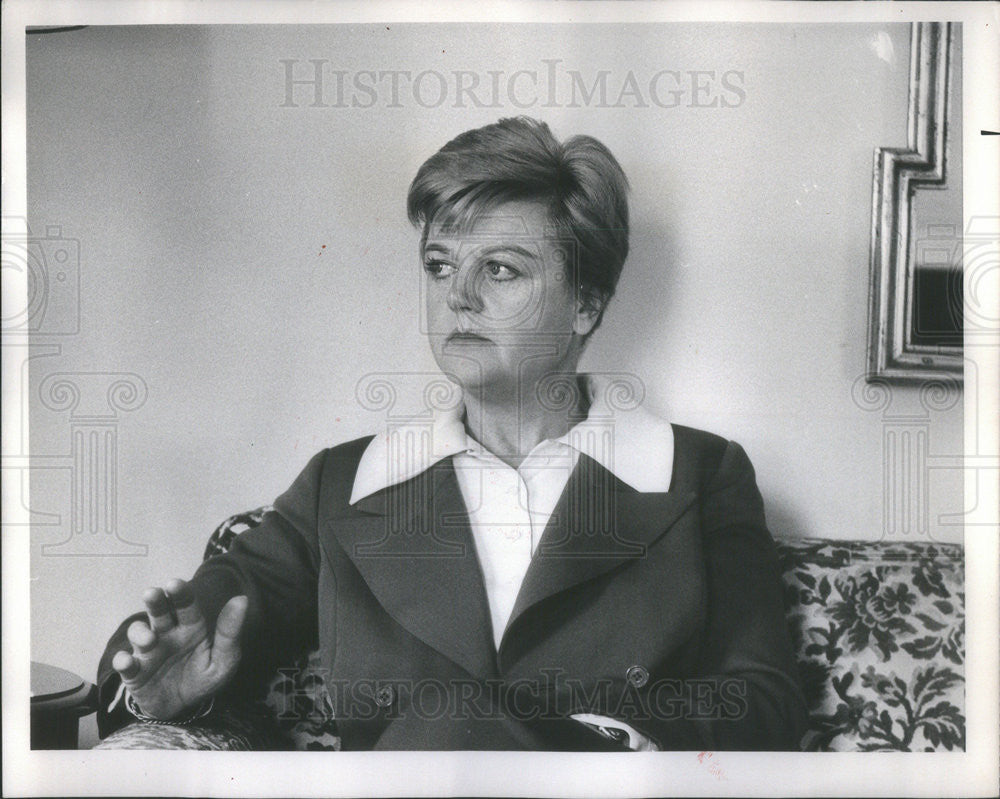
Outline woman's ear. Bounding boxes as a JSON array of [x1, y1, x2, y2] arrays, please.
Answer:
[[573, 290, 603, 337]]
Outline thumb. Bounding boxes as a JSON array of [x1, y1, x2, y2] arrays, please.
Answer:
[[210, 595, 248, 671]]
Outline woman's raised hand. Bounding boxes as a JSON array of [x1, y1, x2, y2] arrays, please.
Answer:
[[111, 578, 248, 721]]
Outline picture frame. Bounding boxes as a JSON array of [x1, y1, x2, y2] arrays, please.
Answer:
[[866, 22, 964, 383]]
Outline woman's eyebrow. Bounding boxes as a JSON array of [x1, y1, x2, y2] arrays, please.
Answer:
[[474, 244, 538, 260], [423, 242, 540, 261]]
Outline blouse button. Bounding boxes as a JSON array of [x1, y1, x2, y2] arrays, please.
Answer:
[[375, 685, 395, 708], [625, 665, 649, 688]]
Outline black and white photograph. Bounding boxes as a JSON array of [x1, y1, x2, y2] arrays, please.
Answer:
[[3, 1, 998, 796]]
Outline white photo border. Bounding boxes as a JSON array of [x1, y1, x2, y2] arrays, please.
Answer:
[[3, 1, 997, 797]]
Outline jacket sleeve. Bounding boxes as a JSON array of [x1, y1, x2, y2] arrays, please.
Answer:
[[96, 448, 328, 738], [637, 439, 809, 751]]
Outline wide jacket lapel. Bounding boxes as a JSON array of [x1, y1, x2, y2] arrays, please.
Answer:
[[321, 457, 498, 681], [502, 454, 696, 645]]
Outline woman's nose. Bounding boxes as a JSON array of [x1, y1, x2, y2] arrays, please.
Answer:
[[446, 266, 483, 313]]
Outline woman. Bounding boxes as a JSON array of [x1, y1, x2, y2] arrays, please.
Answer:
[[98, 117, 808, 750]]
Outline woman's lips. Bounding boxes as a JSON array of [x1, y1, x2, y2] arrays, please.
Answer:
[[446, 332, 492, 343]]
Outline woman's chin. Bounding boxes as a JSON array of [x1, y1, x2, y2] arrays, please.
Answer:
[[432, 358, 515, 397], [433, 351, 484, 379]]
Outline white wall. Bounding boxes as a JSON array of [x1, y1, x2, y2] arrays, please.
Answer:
[[25, 24, 964, 694]]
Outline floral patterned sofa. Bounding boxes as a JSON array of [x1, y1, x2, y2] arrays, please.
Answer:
[[779, 537, 964, 751], [96, 508, 965, 752]]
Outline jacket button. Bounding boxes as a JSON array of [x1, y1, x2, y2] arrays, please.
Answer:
[[625, 665, 649, 688], [375, 685, 395, 708]]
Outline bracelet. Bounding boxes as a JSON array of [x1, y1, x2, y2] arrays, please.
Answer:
[[124, 689, 215, 725]]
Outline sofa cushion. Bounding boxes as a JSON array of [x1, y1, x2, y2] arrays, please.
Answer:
[[776, 538, 965, 751]]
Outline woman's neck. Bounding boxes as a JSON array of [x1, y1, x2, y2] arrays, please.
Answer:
[[460, 374, 590, 469]]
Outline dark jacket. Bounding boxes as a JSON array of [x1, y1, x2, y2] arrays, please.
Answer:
[[97, 424, 808, 750]]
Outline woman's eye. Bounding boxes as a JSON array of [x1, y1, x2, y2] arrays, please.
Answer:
[[423, 259, 456, 278], [484, 261, 519, 281]]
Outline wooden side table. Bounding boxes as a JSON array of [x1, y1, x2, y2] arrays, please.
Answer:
[[31, 662, 98, 749]]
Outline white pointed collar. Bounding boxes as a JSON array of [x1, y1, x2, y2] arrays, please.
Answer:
[[349, 374, 674, 505]]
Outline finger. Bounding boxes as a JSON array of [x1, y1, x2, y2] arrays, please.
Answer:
[[210, 595, 248, 671], [126, 619, 158, 655], [112, 650, 141, 680], [164, 578, 204, 627], [143, 586, 176, 634]]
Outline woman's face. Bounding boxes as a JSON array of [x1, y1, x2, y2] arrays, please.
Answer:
[[423, 199, 598, 397]]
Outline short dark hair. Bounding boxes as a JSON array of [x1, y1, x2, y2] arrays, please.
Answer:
[[407, 116, 630, 333]]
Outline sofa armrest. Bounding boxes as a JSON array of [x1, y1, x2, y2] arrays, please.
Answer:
[[92, 703, 293, 750]]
